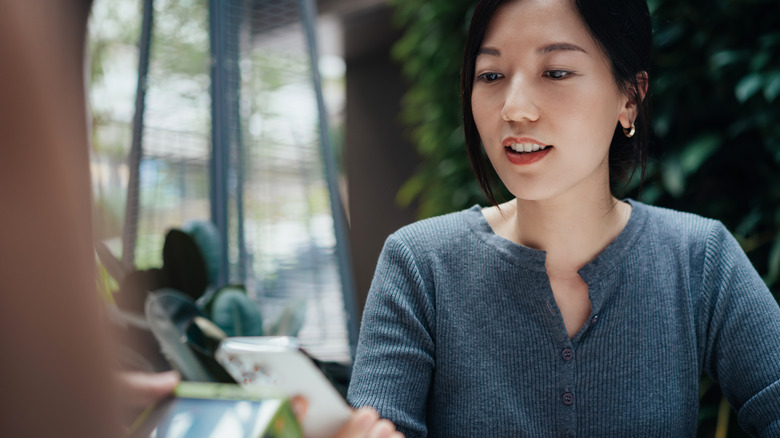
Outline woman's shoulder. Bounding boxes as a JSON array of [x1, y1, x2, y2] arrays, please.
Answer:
[[633, 200, 721, 233], [387, 205, 483, 251], [630, 200, 732, 255]]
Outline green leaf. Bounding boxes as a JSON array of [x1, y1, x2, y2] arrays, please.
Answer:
[[765, 237, 780, 287], [661, 158, 685, 198], [653, 110, 672, 138], [680, 134, 720, 175], [735, 208, 762, 238], [750, 50, 771, 71], [709, 50, 746, 70], [396, 174, 425, 207], [181, 220, 222, 287], [763, 71, 780, 102], [735, 74, 764, 103], [210, 287, 264, 337], [654, 21, 685, 48], [641, 184, 663, 205]]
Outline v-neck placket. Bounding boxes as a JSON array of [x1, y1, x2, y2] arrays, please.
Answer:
[[467, 199, 647, 341], [465, 199, 648, 436]]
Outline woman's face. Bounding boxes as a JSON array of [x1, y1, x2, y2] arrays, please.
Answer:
[[472, 0, 634, 203]]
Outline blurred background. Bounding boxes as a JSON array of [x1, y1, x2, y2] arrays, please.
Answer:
[[87, 0, 778, 436]]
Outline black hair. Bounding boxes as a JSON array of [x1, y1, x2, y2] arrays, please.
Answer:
[[461, 0, 653, 205]]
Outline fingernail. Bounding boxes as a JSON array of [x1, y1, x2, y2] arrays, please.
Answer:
[[356, 407, 377, 428], [370, 420, 393, 438], [291, 401, 303, 418]]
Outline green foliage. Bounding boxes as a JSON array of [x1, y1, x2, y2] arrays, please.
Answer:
[[390, 0, 780, 436], [207, 286, 264, 337], [151, 0, 210, 80], [646, 0, 780, 298], [182, 220, 223, 287], [390, 0, 484, 218]]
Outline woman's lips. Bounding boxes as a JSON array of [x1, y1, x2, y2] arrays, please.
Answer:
[[504, 145, 552, 165]]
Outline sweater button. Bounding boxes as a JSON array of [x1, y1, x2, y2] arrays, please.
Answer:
[[562, 392, 574, 406], [562, 348, 574, 361], [591, 314, 599, 324]]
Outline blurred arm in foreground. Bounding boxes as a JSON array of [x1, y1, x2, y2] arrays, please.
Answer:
[[0, 2, 401, 437], [0, 1, 121, 437]]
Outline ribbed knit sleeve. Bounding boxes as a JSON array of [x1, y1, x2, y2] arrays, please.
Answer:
[[347, 233, 435, 437], [699, 222, 780, 436]]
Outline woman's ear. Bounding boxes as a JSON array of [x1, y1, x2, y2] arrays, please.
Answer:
[[619, 71, 649, 129], [635, 71, 649, 103]]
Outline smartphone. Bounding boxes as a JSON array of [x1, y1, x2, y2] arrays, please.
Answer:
[[215, 337, 353, 438], [127, 381, 302, 438]]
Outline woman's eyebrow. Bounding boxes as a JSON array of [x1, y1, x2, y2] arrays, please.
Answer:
[[536, 42, 588, 55], [477, 47, 501, 57], [477, 43, 587, 57]]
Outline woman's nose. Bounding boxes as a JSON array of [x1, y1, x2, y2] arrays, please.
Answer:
[[500, 78, 540, 122]]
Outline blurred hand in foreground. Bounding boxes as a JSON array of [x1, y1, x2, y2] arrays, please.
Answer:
[[118, 370, 181, 408], [291, 396, 404, 438]]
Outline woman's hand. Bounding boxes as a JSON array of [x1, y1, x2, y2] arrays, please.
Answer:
[[333, 406, 404, 438], [117, 370, 180, 408], [291, 396, 404, 438]]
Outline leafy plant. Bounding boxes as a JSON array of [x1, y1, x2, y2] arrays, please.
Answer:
[[390, 0, 484, 219]]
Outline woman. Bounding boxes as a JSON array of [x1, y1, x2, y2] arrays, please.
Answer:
[[347, 0, 780, 436]]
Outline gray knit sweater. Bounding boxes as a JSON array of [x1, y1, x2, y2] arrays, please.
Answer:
[[347, 200, 780, 437]]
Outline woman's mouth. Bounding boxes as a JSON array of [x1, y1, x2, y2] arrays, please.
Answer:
[[505, 143, 552, 165], [508, 142, 550, 153]]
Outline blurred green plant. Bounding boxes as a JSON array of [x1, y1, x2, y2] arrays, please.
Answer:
[[390, 1, 484, 219], [389, 0, 780, 436], [647, 0, 780, 298]]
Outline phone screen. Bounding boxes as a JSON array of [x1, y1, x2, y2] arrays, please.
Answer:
[[145, 398, 278, 438], [128, 382, 301, 438]]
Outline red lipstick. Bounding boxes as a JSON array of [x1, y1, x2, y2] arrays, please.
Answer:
[[502, 137, 552, 165]]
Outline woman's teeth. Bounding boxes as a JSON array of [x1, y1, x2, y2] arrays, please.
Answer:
[[509, 143, 548, 153]]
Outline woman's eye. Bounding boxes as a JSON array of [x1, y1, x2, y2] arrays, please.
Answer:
[[544, 70, 572, 80], [477, 72, 502, 82]]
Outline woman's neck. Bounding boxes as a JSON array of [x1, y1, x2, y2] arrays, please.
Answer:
[[486, 193, 632, 275]]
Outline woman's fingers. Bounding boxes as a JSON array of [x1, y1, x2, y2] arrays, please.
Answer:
[[333, 406, 379, 436], [290, 395, 309, 420], [117, 370, 180, 408], [334, 406, 404, 438], [366, 418, 399, 438], [288, 398, 404, 438]]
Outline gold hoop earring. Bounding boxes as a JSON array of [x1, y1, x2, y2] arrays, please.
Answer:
[[623, 122, 636, 138]]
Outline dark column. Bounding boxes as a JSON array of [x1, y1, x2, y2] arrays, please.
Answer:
[[122, 0, 154, 269], [344, 5, 420, 324]]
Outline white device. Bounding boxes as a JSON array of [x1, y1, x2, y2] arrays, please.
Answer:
[[215, 336, 352, 438]]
